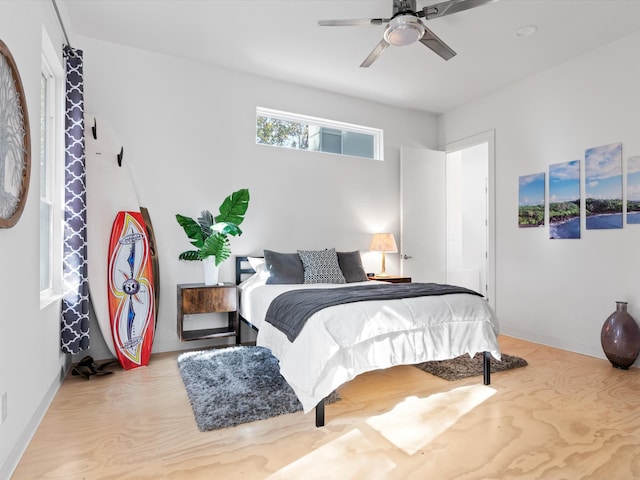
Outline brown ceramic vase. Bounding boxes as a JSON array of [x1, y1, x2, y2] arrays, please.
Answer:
[[600, 301, 640, 369]]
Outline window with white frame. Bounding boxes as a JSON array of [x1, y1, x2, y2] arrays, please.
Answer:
[[40, 32, 63, 307], [256, 107, 383, 160]]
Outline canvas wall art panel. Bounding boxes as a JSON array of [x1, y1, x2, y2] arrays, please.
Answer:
[[627, 155, 640, 225], [585, 142, 623, 229], [519, 172, 545, 228], [549, 160, 581, 239]]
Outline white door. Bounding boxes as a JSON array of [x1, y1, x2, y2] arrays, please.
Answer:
[[400, 146, 446, 282]]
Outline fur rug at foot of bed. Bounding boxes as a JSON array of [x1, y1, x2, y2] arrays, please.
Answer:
[[177, 346, 339, 431], [415, 353, 527, 381]]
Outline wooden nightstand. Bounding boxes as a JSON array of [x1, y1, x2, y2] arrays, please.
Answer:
[[368, 275, 412, 283], [177, 283, 240, 343]]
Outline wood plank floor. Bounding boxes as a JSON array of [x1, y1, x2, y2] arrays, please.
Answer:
[[13, 336, 640, 479]]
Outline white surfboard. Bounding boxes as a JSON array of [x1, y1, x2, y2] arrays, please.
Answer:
[[85, 114, 141, 358]]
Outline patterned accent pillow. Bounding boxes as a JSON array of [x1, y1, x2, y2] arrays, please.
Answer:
[[298, 248, 346, 284]]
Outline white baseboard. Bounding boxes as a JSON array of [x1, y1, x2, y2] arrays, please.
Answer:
[[0, 359, 69, 479], [500, 327, 606, 360]]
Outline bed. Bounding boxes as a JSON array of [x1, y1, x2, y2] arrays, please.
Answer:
[[235, 252, 500, 427]]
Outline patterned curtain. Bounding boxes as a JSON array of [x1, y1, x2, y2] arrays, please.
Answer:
[[60, 46, 89, 354]]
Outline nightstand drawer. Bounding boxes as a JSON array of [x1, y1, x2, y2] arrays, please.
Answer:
[[180, 285, 237, 314]]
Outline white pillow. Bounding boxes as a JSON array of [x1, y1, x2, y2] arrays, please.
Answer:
[[238, 270, 266, 289], [248, 256, 265, 270], [248, 256, 269, 280]]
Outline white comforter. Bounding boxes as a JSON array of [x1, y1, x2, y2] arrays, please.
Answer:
[[239, 279, 500, 413]]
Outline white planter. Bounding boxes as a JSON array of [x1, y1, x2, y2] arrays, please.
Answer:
[[202, 257, 219, 285]]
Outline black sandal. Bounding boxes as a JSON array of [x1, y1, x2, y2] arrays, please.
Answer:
[[71, 356, 115, 379], [92, 359, 117, 375]]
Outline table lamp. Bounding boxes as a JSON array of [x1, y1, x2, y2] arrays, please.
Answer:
[[369, 233, 397, 277]]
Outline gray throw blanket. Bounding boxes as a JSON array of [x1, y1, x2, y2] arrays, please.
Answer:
[[265, 282, 482, 342]]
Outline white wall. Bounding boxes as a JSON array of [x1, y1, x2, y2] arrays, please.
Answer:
[[0, 2, 70, 477], [76, 36, 440, 358], [439, 31, 640, 362]]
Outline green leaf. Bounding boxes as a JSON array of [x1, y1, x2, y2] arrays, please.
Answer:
[[211, 222, 243, 237], [223, 224, 242, 237], [215, 188, 250, 226], [200, 233, 231, 265], [178, 250, 201, 261], [176, 214, 205, 249]]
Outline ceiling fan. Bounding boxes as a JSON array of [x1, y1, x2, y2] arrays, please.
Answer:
[[318, 0, 496, 67]]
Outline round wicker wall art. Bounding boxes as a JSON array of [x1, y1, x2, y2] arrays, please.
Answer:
[[0, 39, 31, 228]]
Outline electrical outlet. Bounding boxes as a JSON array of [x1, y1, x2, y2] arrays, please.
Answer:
[[1, 392, 7, 424]]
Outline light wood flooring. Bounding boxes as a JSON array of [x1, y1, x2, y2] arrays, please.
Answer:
[[12, 336, 640, 479]]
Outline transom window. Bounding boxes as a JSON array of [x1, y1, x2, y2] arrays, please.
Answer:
[[256, 107, 383, 160]]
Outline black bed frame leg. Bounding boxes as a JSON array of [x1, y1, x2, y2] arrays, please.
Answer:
[[483, 351, 491, 385], [315, 399, 325, 427]]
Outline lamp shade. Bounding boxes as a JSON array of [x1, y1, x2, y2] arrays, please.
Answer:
[[369, 233, 398, 253]]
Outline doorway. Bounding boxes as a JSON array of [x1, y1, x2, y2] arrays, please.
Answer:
[[445, 143, 488, 295], [445, 131, 495, 307], [400, 130, 495, 308]]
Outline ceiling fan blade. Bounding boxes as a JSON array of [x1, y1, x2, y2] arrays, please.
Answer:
[[422, 0, 496, 20], [360, 39, 390, 68], [419, 26, 457, 60], [318, 18, 388, 27]]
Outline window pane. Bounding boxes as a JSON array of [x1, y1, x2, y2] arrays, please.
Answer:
[[40, 73, 47, 198], [256, 116, 309, 150], [40, 72, 50, 291], [40, 202, 51, 291], [320, 128, 342, 155], [343, 131, 374, 159]]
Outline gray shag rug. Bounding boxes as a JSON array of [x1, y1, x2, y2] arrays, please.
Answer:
[[415, 352, 528, 381], [177, 346, 338, 431]]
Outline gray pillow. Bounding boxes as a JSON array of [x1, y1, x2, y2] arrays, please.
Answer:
[[337, 250, 368, 283], [264, 250, 304, 284], [298, 248, 346, 284]]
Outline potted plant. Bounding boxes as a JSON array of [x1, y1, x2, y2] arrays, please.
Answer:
[[176, 188, 250, 284]]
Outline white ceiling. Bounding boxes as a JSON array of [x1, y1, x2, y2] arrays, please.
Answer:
[[61, 0, 640, 114]]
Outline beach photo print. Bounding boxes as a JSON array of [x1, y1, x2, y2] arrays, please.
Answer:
[[549, 160, 581, 239], [585, 142, 623, 230], [627, 155, 640, 225], [518, 172, 545, 228]]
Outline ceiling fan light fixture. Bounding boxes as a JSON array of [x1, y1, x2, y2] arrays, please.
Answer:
[[384, 15, 425, 46]]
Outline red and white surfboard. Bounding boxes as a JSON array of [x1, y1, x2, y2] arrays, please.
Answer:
[[107, 211, 155, 370]]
